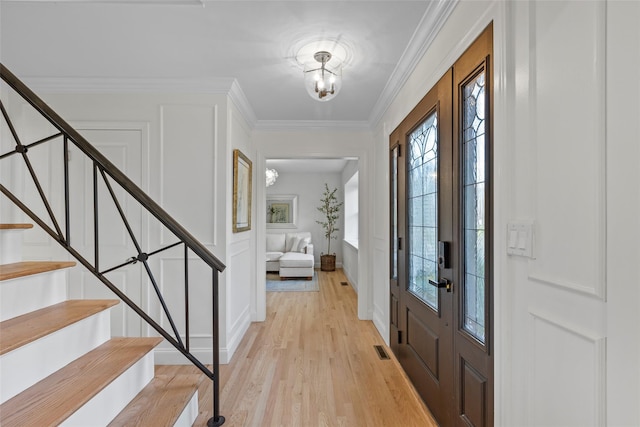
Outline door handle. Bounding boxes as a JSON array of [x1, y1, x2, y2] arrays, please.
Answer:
[[428, 278, 452, 292]]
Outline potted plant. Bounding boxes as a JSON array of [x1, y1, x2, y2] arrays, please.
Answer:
[[316, 183, 343, 271]]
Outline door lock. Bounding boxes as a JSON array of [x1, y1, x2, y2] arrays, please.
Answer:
[[428, 278, 452, 292]]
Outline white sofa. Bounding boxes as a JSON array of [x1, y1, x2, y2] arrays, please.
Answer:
[[266, 232, 315, 279]]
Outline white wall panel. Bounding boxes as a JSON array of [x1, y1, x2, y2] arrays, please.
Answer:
[[160, 104, 216, 246], [528, 0, 606, 298], [372, 242, 388, 344], [159, 257, 213, 337], [226, 239, 251, 361], [605, 1, 640, 424], [530, 311, 606, 427]]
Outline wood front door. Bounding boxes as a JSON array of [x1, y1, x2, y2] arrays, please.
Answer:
[[390, 24, 493, 427]]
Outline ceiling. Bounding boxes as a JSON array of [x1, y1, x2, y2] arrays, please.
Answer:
[[0, 0, 455, 127]]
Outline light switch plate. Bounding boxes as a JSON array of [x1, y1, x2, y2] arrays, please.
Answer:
[[507, 221, 534, 258]]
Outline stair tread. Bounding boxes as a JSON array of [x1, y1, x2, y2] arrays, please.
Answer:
[[108, 373, 202, 426], [0, 337, 163, 427], [0, 223, 33, 230], [0, 299, 119, 355], [0, 261, 76, 281]]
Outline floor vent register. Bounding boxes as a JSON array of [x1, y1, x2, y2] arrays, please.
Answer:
[[374, 345, 390, 360]]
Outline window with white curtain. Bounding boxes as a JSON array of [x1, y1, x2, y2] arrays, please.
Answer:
[[344, 172, 358, 248]]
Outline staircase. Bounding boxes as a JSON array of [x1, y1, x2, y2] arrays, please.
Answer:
[[0, 223, 202, 426], [1, 63, 225, 425]]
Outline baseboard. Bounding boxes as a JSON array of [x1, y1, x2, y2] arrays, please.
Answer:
[[314, 262, 344, 269], [343, 268, 358, 293], [373, 303, 389, 346], [224, 306, 252, 363]]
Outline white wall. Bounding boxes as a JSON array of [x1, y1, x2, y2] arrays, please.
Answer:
[[267, 171, 342, 267], [372, 0, 640, 425], [226, 101, 255, 363]]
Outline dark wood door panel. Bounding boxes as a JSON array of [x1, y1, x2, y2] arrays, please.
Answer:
[[459, 356, 488, 427], [452, 23, 493, 427], [406, 308, 440, 379]]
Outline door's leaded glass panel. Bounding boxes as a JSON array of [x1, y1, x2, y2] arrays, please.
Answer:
[[408, 112, 438, 310], [391, 146, 399, 280], [462, 71, 486, 342]]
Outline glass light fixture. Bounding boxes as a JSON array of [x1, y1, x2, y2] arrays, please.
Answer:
[[303, 51, 342, 102], [266, 168, 278, 187]]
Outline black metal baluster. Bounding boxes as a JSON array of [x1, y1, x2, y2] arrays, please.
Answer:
[[1, 100, 64, 240], [93, 162, 99, 272], [64, 136, 70, 245], [209, 268, 225, 427], [141, 259, 185, 349], [185, 243, 190, 353], [98, 168, 143, 254]]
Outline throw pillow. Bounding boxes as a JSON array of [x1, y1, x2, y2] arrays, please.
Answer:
[[297, 237, 311, 253], [288, 236, 302, 253]]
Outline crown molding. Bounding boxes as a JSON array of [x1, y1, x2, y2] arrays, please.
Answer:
[[253, 120, 371, 132], [22, 75, 261, 128], [228, 79, 257, 127], [368, 0, 459, 128], [21, 76, 237, 94]]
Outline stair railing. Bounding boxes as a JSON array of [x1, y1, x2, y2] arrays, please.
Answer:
[[0, 64, 226, 427]]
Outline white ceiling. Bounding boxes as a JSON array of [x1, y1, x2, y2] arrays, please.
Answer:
[[0, 0, 455, 126]]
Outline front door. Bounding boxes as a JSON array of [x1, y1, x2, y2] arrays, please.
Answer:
[[390, 25, 493, 427]]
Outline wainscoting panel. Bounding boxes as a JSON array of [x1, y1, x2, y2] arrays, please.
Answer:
[[159, 256, 213, 337], [529, 311, 606, 427], [528, 0, 606, 298], [227, 238, 252, 361], [372, 242, 388, 341], [160, 104, 217, 246]]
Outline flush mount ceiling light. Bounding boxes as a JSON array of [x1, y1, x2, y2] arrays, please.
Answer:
[[295, 39, 350, 102], [303, 51, 342, 101], [266, 168, 278, 187]]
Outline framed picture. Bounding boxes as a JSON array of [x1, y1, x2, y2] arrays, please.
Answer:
[[267, 194, 298, 228], [233, 149, 252, 232]]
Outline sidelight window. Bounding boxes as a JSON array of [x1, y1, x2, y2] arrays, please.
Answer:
[[462, 71, 486, 342], [408, 112, 439, 310]]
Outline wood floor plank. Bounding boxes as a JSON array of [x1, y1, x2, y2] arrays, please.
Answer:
[[188, 269, 437, 427], [0, 299, 119, 355], [0, 337, 162, 427], [0, 261, 76, 281]]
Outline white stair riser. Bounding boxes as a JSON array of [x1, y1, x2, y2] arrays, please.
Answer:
[[0, 270, 68, 321], [175, 390, 199, 427], [0, 229, 24, 264], [60, 350, 156, 427], [0, 309, 112, 404]]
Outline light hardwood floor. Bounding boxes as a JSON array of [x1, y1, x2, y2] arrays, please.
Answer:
[[160, 269, 437, 427]]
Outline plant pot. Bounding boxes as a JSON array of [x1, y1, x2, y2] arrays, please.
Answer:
[[320, 254, 336, 272]]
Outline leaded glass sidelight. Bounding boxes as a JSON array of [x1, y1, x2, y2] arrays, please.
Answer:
[[462, 71, 486, 342], [408, 112, 438, 310], [391, 146, 399, 280]]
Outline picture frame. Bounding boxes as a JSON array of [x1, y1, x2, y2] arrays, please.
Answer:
[[233, 149, 252, 233], [266, 194, 298, 229]]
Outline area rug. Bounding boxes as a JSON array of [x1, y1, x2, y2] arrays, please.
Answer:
[[266, 272, 319, 292]]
